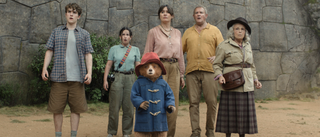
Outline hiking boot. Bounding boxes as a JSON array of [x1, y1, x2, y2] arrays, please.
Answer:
[[190, 133, 201, 137], [107, 134, 113, 137]]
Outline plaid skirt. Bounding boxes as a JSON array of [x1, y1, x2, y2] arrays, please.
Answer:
[[215, 91, 258, 134]]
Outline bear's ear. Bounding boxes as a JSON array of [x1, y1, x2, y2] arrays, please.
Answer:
[[154, 64, 162, 78], [139, 64, 148, 77]]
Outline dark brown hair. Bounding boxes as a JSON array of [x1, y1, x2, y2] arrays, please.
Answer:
[[119, 27, 133, 37], [65, 3, 82, 16], [158, 5, 174, 19]]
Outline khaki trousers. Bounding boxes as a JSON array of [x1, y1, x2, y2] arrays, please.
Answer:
[[108, 73, 135, 135], [186, 71, 218, 136], [134, 131, 167, 137], [161, 61, 180, 137]]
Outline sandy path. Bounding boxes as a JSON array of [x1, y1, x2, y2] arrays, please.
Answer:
[[0, 99, 319, 137]]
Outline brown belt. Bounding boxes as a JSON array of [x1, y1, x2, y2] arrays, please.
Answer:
[[224, 63, 251, 68], [114, 71, 134, 75], [160, 58, 178, 63]]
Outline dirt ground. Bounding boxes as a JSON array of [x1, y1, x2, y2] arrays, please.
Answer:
[[0, 99, 320, 137]]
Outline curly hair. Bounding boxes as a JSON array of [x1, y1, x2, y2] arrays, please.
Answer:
[[65, 3, 82, 16], [226, 25, 250, 43]]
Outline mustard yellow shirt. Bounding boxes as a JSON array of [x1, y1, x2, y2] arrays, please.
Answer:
[[182, 23, 224, 75]]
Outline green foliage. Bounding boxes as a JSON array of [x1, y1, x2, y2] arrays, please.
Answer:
[[0, 83, 19, 107], [85, 34, 120, 102], [28, 45, 52, 105]]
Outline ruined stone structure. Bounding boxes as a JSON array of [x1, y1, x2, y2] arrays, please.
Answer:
[[1, 0, 320, 103]]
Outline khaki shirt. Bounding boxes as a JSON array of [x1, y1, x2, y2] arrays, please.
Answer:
[[213, 38, 258, 92], [182, 23, 224, 75]]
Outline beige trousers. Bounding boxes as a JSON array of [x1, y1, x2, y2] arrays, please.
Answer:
[[161, 61, 180, 137], [134, 131, 167, 137], [186, 70, 218, 136]]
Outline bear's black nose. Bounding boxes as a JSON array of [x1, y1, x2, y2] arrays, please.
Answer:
[[149, 69, 152, 72]]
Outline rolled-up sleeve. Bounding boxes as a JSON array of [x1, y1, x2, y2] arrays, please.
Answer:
[[84, 33, 94, 54]]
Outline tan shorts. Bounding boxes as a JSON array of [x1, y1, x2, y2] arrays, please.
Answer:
[[47, 82, 88, 113]]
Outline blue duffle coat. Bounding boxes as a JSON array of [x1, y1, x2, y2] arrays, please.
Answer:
[[131, 75, 175, 132]]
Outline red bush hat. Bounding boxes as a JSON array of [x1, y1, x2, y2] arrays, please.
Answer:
[[135, 52, 166, 76]]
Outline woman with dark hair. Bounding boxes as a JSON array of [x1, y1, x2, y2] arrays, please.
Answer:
[[103, 27, 141, 137], [143, 5, 185, 137], [213, 17, 262, 137]]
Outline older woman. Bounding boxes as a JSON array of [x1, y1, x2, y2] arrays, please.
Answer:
[[143, 5, 185, 137], [103, 27, 140, 137], [213, 17, 262, 137]]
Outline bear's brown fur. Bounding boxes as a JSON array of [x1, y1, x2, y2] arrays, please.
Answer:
[[139, 63, 162, 82]]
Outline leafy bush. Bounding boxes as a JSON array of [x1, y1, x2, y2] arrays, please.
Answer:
[[86, 34, 120, 102], [28, 46, 52, 104], [0, 83, 19, 107]]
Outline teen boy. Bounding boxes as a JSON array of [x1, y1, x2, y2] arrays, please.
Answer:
[[41, 3, 94, 137]]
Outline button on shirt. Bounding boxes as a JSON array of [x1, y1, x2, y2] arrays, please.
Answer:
[[108, 44, 141, 72], [46, 25, 94, 83], [182, 23, 224, 75]]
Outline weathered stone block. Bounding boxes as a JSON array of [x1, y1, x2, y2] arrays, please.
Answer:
[[133, 0, 159, 25], [225, 0, 244, 5], [260, 22, 287, 51], [216, 20, 228, 39], [249, 22, 259, 50], [317, 18, 320, 29], [84, 20, 108, 37], [266, 0, 282, 6], [0, 37, 21, 72], [173, 0, 201, 28], [108, 7, 134, 37], [277, 74, 291, 91], [87, 0, 109, 20], [61, 0, 86, 28], [130, 22, 149, 55], [110, 0, 132, 9], [160, 0, 173, 7], [253, 51, 282, 80], [19, 42, 39, 77], [30, 1, 61, 43], [225, 3, 246, 21], [255, 81, 277, 99], [148, 16, 160, 30], [263, 7, 282, 22], [281, 52, 306, 74], [283, 0, 309, 26], [0, 0, 6, 4], [209, 0, 224, 5], [245, 0, 265, 21], [204, 1, 224, 25], [285, 24, 318, 52], [286, 51, 320, 93], [0, 0, 30, 40], [13, 0, 52, 7]]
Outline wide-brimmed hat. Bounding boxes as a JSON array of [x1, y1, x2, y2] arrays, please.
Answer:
[[227, 17, 251, 35], [135, 52, 166, 76]]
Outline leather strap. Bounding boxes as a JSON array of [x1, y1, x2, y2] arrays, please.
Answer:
[[118, 45, 132, 69], [224, 63, 251, 68], [114, 70, 134, 75]]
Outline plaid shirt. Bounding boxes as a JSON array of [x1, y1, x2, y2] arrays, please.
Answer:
[[46, 25, 94, 83]]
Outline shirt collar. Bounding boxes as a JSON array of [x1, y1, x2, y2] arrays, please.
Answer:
[[192, 22, 211, 31], [62, 24, 80, 32], [120, 44, 129, 48]]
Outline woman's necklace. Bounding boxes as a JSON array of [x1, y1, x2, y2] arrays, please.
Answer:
[[160, 24, 172, 32]]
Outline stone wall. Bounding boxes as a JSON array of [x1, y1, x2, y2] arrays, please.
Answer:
[[1, 0, 320, 102]]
